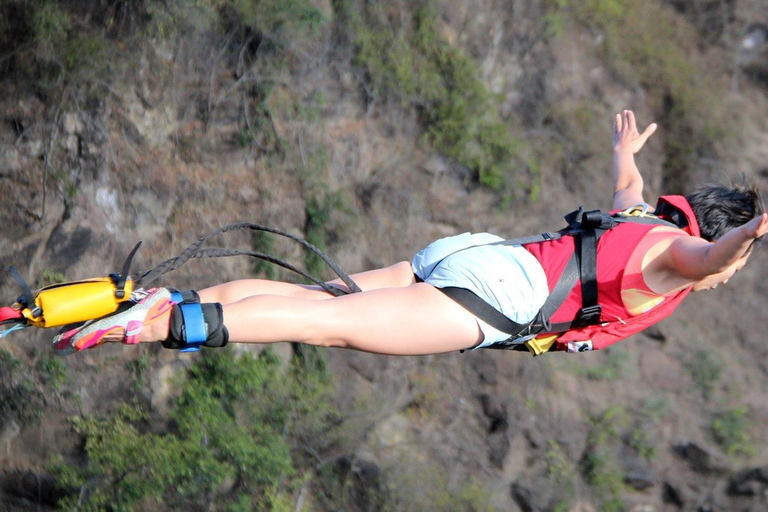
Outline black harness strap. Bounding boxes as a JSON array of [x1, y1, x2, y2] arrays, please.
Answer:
[[529, 251, 581, 333], [574, 210, 608, 326], [440, 286, 527, 336]]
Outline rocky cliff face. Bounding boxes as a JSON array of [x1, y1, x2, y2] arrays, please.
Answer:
[[2, 1, 768, 510]]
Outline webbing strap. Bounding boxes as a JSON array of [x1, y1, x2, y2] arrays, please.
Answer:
[[114, 241, 142, 299], [534, 252, 580, 328], [178, 303, 207, 353], [646, 202, 688, 230], [8, 266, 36, 314], [439, 287, 529, 338], [575, 229, 601, 325], [133, 222, 361, 297], [436, 231, 562, 264]]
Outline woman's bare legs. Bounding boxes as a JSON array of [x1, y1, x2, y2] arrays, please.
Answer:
[[140, 261, 483, 354], [211, 282, 483, 355], [198, 261, 416, 303]]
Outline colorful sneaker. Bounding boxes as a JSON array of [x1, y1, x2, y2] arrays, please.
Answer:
[[52, 288, 174, 354]]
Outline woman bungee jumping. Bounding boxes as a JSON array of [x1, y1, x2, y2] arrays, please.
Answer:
[[52, 110, 768, 356]]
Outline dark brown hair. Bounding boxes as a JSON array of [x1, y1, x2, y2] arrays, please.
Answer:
[[685, 179, 764, 242]]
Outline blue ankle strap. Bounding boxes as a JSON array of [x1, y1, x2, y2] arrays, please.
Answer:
[[177, 303, 207, 353], [169, 291, 184, 304]]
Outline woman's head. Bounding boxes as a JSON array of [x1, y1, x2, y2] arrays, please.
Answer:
[[685, 180, 765, 242]]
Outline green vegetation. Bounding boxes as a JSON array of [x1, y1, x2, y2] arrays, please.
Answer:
[[304, 189, 349, 280], [629, 424, 657, 461], [578, 346, 631, 381], [627, 396, 669, 462], [384, 456, 494, 512], [545, 439, 575, 509], [50, 348, 337, 510], [406, 370, 443, 420], [638, 395, 669, 423], [582, 406, 627, 512], [337, 0, 530, 191], [37, 269, 66, 287], [124, 352, 151, 393], [683, 349, 722, 398], [545, 0, 730, 191], [250, 229, 280, 280], [711, 406, 754, 457], [0, 348, 66, 430], [0, 0, 114, 96], [49, 346, 488, 510], [147, 0, 325, 40]]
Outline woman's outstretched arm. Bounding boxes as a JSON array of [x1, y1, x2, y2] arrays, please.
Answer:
[[664, 213, 768, 280]]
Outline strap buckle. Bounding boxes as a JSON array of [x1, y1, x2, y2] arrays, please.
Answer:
[[581, 210, 604, 229], [564, 207, 606, 230], [575, 304, 602, 326]]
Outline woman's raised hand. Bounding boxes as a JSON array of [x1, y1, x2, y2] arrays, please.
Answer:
[[743, 212, 768, 240], [614, 110, 657, 155]]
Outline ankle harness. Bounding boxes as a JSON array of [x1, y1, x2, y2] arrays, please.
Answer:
[[161, 289, 229, 352]]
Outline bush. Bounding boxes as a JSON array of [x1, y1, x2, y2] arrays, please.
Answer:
[[711, 406, 754, 457], [0, 0, 118, 99], [683, 348, 722, 398], [0, 348, 65, 431], [545, 0, 730, 191], [338, 0, 529, 191], [304, 191, 348, 280], [51, 348, 337, 510], [582, 406, 627, 512]]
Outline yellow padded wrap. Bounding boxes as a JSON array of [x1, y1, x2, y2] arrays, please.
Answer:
[[525, 334, 559, 356], [23, 277, 134, 328]]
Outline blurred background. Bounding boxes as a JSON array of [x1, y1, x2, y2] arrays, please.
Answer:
[[2, 0, 768, 510]]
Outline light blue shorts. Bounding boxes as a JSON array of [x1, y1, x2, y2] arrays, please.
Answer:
[[412, 232, 549, 348]]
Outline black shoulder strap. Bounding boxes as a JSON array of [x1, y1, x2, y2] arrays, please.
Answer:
[[574, 210, 604, 326]]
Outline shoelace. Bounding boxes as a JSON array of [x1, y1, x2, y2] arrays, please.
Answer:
[[130, 289, 151, 303]]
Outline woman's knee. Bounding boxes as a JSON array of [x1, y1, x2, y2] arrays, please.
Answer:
[[389, 261, 417, 285]]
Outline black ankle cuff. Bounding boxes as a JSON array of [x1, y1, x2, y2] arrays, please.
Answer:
[[167, 288, 200, 305], [162, 302, 229, 351]]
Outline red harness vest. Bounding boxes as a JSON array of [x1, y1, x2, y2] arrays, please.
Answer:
[[524, 195, 701, 353]]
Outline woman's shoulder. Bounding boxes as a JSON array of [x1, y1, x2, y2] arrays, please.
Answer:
[[637, 226, 695, 295]]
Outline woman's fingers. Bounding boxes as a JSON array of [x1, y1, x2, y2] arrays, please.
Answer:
[[640, 123, 657, 141], [756, 213, 768, 238], [627, 110, 636, 131], [745, 213, 768, 238]]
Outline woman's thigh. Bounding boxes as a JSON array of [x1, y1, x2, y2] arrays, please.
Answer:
[[223, 282, 484, 355]]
